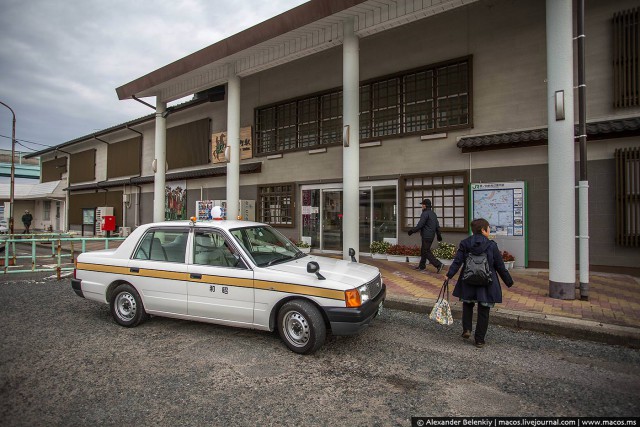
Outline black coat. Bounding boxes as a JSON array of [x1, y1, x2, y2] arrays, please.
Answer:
[[409, 208, 441, 240], [446, 234, 513, 303]]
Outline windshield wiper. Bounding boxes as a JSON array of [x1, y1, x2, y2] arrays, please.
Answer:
[[294, 251, 307, 259], [266, 255, 293, 266]]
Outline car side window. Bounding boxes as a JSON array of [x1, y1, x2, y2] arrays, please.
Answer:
[[193, 230, 241, 268], [133, 229, 189, 263]]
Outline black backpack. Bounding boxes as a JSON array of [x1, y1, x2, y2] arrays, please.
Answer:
[[462, 249, 492, 287]]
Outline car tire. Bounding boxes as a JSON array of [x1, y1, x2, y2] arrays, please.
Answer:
[[110, 284, 148, 327], [277, 299, 326, 354]]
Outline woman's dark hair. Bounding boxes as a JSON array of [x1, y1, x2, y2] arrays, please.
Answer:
[[471, 218, 490, 235]]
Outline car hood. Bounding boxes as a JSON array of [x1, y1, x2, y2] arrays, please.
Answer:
[[264, 255, 379, 288]]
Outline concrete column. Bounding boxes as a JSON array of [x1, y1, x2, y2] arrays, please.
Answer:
[[546, 0, 576, 299], [226, 70, 240, 220], [342, 18, 360, 261], [153, 99, 167, 223]]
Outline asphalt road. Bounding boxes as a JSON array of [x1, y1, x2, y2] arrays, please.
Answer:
[[1, 273, 639, 426]]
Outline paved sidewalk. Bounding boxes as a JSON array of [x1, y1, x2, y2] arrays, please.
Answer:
[[357, 257, 640, 347]]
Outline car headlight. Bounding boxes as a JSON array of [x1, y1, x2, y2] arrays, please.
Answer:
[[357, 283, 370, 303], [345, 283, 372, 308]]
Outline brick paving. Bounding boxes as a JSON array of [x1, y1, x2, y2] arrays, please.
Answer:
[[360, 257, 640, 329]]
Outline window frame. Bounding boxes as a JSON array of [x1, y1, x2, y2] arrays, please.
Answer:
[[43, 201, 51, 221], [132, 228, 190, 263], [193, 228, 245, 269], [257, 183, 296, 228], [253, 56, 472, 156], [399, 171, 469, 232]]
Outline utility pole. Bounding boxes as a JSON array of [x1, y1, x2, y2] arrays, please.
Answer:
[[0, 101, 16, 235]]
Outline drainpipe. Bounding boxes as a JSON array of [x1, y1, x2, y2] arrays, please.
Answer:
[[576, 0, 589, 300], [55, 148, 72, 233], [134, 184, 142, 227]]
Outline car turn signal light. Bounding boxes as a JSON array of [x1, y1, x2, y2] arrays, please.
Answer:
[[344, 289, 361, 308]]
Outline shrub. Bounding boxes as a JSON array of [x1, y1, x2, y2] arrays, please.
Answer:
[[502, 251, 515, 262], [387, 244, 421, 256], [296, 241, 310, 248], [370, 241, 391, 254], [433, 242, 456, 259]]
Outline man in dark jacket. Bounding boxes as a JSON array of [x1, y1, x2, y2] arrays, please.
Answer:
[[446, 218, 514, 348], [21, 210, 33, 234], [408, 199, 443, 273]]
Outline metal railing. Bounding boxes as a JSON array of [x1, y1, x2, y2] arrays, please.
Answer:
[[1, 233, 125, 278]]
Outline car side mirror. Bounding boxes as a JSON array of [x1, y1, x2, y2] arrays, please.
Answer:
[[348, 248, 357, 263], [307, 261, 325, 280]]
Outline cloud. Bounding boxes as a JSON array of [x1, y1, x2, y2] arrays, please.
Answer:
[[0, 0, 308, 151]]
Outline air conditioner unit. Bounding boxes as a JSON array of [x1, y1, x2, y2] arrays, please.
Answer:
[[95, 207, 114, 236]]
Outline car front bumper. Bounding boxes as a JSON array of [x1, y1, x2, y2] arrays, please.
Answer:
[[323, 284, 386, 336]]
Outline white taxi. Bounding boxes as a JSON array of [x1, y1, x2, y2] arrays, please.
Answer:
[[72, 219, 385, 354]]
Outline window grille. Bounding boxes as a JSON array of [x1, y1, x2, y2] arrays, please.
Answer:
[[258, 183, 295, 227], [320, 92, 342, 145], [254, 56, 471, 155], [400, 171, 468, 232], [616, 147, 640, 247], [613, 8, 640, 108]]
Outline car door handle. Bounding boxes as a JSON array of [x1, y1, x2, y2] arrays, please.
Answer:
[[190, 273, 202, 279], [130, 267, 139, 273]]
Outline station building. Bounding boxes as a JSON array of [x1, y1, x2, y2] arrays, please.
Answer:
[[27, 0, 640, 278]]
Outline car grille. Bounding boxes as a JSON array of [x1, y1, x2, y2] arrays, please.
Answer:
[[365, 274, 383, 299]]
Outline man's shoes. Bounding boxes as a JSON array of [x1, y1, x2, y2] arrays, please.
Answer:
[[474, 340, 485, 348], [414, 266, 425, 271], [436, 264, 444, 274], [461, 330, 471, 339]]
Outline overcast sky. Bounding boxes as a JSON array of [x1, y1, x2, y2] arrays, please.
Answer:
[[0, 0, 308, 154]]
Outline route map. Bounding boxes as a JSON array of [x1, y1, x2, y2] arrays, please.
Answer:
[[473, 189, 514, 235]]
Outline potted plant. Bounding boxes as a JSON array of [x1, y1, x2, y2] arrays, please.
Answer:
[[433, 242, 456, 266], [370, 241, 391, 259], [296, 240, 311, 254], [502, 250, 515, 270], [386, 244, 421, 262]]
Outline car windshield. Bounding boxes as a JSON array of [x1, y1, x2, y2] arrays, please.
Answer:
[[230, 225, 305, 267]]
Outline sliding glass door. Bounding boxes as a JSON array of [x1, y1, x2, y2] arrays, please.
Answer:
[[300, 181, 397, 253]]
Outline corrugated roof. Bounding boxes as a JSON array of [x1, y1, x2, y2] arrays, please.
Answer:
[[0, 180, 64, 199], [457, 116, 640, 151]]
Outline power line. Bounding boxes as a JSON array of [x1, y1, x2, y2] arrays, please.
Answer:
[[0, 133, 55, 148]]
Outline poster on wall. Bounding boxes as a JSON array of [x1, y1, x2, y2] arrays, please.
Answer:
[[196, 200, 214, 221], [470, 181, 527, 267], [165, 181, 187, 220], [212, 127, 253, 164]]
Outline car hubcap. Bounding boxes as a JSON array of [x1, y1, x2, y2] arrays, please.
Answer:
[[283, 310, 309, 347], [115, 292, 136, 321]]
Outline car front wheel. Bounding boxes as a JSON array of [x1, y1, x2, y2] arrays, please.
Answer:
[[110, 284, 148, 327], [277, 300, 326, 354]]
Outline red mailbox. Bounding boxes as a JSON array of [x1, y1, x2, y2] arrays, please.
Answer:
[[101, 215, 116, 232]]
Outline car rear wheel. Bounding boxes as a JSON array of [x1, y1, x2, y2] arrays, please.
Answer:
[[110, 284, 148, 327], [277, 300, 326, 354]]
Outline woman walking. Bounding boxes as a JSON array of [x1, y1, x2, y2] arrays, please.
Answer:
[[445, 218, 514, 348]]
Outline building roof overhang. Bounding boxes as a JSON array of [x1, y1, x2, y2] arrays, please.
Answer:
[[116, 0, 479, 103], [456, 116, 640, 153], [64, 162, 262, 192]]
